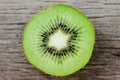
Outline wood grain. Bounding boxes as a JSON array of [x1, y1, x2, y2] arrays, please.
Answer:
[[0, 0, 120, 80]]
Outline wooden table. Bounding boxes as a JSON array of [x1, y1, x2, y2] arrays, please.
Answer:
[[0, 0, 120, 80]]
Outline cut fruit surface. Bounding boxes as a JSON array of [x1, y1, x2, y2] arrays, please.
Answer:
[[22, 4, 95, 76], [48, 29, 70, 50]]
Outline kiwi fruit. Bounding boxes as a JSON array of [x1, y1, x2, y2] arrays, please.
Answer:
[[22, 4, 95, 76]]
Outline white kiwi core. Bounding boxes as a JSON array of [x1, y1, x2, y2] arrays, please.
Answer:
[[48, 29, 70, 50]]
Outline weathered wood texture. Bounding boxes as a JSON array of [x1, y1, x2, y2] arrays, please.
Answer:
[[0, 0, 120, 80]]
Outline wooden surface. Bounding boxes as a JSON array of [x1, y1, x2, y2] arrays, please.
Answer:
[[0, 0, 120, 80]]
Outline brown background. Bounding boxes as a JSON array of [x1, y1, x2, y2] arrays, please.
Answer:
[[0, 0, 120, 80]]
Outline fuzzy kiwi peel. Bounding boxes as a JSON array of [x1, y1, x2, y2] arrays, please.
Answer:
[[22, 4, 95, 76]]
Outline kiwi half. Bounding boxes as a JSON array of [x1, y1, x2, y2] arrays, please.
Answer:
[[22, 4, 95, 76]]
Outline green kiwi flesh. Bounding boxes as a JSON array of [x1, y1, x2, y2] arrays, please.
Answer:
[[22, 4, 95, 76]]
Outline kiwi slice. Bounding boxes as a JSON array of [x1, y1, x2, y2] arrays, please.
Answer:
[[22, 4, 95, 76]]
